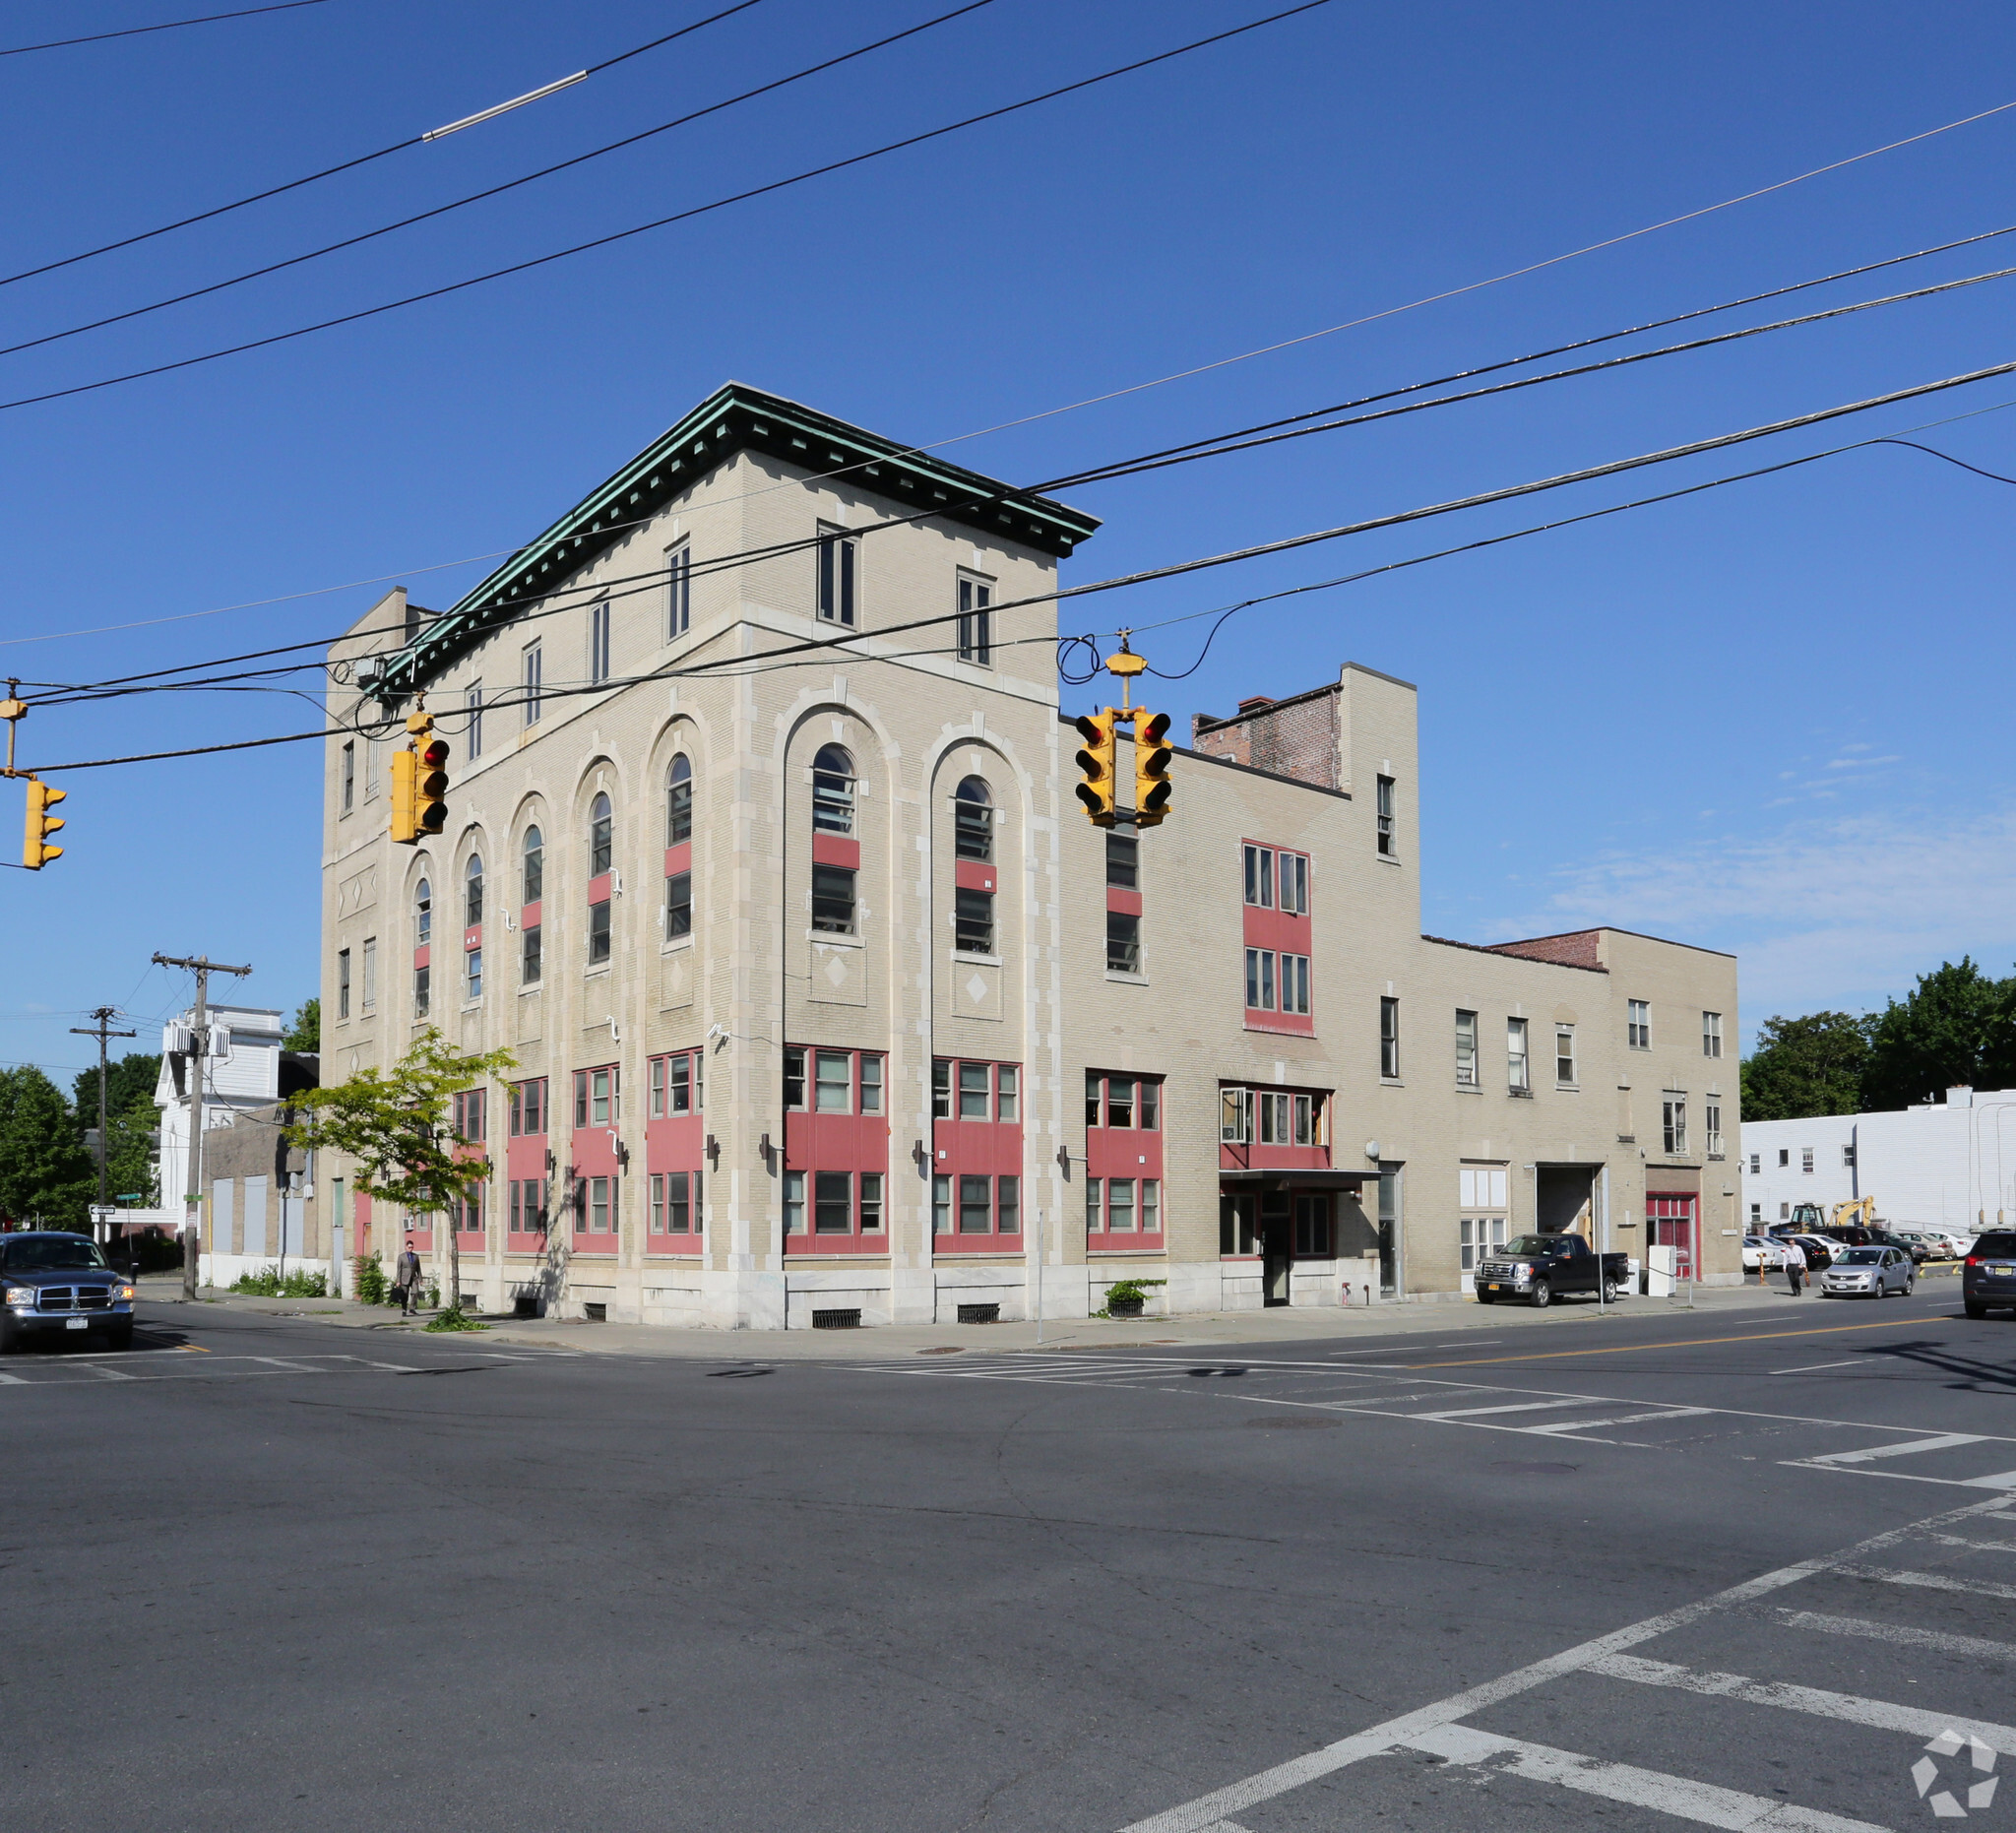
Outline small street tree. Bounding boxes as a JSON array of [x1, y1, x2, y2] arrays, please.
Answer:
[[286, 1029, 514, 1313]]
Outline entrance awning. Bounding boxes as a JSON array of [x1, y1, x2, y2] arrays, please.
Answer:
[[1219, 1169, 1371, 1192]]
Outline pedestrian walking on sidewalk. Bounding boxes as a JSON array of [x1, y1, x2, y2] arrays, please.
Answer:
[[394, 1236, 422, 1316], [1784, 1242, 1806, 1296]]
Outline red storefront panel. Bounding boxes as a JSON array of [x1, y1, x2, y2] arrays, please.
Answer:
[[646, 1047, 706, 1254], [1086, 1071, 1164, 1250], [505, 1076, 550, 1250], [568, 1063, 622, 1256]]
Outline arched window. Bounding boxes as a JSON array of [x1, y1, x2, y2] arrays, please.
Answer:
[[954, 776, 992, 861], [414, 878, 432, 944], [465, 853, 483, 927], [812, 745, 854, 836], [589, 792, 612, 876], [413, 877, 433, 1016], [521, 825, 543, 905], [666, 755, 693, 847]]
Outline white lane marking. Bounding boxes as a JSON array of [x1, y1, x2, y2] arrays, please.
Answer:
[[1115, 1493, 2016, 1833], [1772, 1359, 1863, 1374], [1769, 1607, 2016, 1662], [1961, 1468, 2016, 1490], [1525, 1407, 1714, 1434], [1835, 1562, 2016, 1601], [86, 1361, 137, 1381], [1589, 1652, 2016, 1749], [0, 1371, 24, 1385], [1806, 1434, 1985, 1466], [1923, 1531, 2016, 1553], [1403, 1721, 1886, 1833], [1409, 1399, 1594, 1421]]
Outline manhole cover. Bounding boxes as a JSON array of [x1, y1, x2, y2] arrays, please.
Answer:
[[1489, 1460, 1580, 1475]]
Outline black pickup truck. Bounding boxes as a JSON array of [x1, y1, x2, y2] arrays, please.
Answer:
[[1475, 1233, 1630, 1307]]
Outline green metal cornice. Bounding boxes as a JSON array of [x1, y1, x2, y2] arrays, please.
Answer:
[[379, 382, 1102, 695]]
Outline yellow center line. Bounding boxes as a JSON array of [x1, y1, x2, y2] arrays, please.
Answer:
[[1401, 1315, 1961, 1368]]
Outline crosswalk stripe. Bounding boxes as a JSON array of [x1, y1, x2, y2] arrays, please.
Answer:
[[1768, 1607, 2016, 1662], [1408, 1399, 1593, 1420], [1806, 1433, 1984, 1465], [1589, 1652, 2016, 1748], [1402, 1722, 1888, 1832], [1835, 1561, 2016, 1601], [1526, 1407, 1713, 1433], [1961, 1468, 2016, 1490]]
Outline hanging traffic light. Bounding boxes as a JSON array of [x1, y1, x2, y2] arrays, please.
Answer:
[[389, 746, 418, 844], [1073, 709, 1118, 827], [22, 776, 64, 868], [411, 711, 449, 838], [1134, 709, 1173, 829]]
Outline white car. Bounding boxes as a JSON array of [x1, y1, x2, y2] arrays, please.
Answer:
[[1818, 1245, 1915, 1298], [1741, 1234, 1795, 1269]]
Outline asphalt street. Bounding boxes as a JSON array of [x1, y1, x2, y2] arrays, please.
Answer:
[[6, 1285, 2013, 1832]]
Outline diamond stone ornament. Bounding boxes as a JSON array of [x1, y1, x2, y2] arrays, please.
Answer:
[[1914, 1730, 1998, 1818]]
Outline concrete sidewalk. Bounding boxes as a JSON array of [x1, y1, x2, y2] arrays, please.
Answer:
[[138, 1272, 1862, 1361]]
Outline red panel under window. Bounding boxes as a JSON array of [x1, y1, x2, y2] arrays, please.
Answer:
[[464, 924, 481, 951], [354, 1192, 373, 1256], [1088, 1126, 1163, 1181], [645, 1113, 705, 1256], [663, 840, 692, 877], [522, 900, 541, 928], [783, 1107, 889, 1255], [954, 858, 996, 894], [587, 872, 612, 905], [932, 1115, 1024, 1253], [412, 944, 430, 971], [1220, 1141, 1331, 1171], [1243, 906, 1309, 952], [1247, 1010, 1315, 1038], [1105, 887, 1142, 916], [811, 834, 860, 870]]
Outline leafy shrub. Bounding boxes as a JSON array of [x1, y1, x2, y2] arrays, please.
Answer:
[[424, 1305, 488, 1333], [352, 1253, 388, 1306], [229, 1266, 328, 1297], [1098, 1277, 1167, 1317]]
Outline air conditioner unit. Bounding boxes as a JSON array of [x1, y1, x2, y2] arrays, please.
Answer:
[[165, 1022, 194, 1057]]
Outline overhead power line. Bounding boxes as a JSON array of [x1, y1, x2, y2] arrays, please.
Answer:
[[0, 1, 1334, 416], [1, 0, 326, 57], [34, 231, 2016, 707], [0, 0, 999, 363], [21, 365, 2016, 770], [0, 0, 770, 291]]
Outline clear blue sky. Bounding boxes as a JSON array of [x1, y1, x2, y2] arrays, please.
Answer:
[[5, 0, 2016, 1081]]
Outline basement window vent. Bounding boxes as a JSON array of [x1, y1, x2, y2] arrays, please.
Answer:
[[811, 1307, 861, 1330], [584, 1301, 607, 1323], [957, 1302, 1000, 1325]]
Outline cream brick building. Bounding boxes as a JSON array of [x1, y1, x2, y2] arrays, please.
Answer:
[[317, 383, 1741, 1326]]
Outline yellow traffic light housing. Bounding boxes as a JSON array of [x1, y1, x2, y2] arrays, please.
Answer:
[[22, 776, 64, 868], [389, 745, 418, 844], [1073, 709, 1118, 827], [1134, 709, 1173, 828], [415, 731, 449, 837]]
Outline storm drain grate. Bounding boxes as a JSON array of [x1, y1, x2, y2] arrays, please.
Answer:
[[957, 1302, 1000, 1324], [812, 1308, 861, 1330]]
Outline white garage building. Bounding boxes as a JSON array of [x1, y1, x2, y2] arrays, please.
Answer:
[[1743, 1085, 2016, 1237]]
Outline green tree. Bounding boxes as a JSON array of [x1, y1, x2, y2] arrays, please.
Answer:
[[283, 998, 320, 1052], [1861, 957, 2016, 1113], [1739, 1012, 1871, 1122], [72, 1050, 160, 1142], [103, 1089, 159, 1208], [0, 1064, 97, 1228], [286, 1028, 514, 1311]]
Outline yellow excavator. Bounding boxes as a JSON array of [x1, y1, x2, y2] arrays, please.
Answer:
[[1789, 1197, 1876, 1233]]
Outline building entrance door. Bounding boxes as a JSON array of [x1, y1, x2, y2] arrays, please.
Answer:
[[1261, 1192, 1292, 1305], [1647, 1194, 1696, 1280]]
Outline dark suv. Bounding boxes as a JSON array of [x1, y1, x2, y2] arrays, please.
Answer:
[[1963, 1231, 2016, 1320], [1, 1233, 136, 1352]]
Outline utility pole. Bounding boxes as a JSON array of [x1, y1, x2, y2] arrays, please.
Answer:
[[152, 954, 252, 1300], [71, 1007, 136, 1260]]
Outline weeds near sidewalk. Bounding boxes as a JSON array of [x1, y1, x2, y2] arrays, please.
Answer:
[[424, 1305, 487, 1333], [229, 1266, 328, 1298]]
